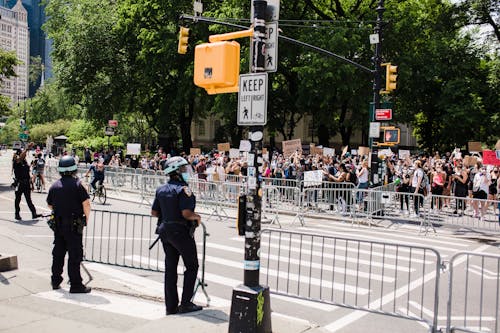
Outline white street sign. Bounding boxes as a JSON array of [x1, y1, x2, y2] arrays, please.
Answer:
[[193, 0, 202, 16], [265, 22, 278, 72], [369, 122, 380, 138], [369, 33, 379, 45], [237, 73, 268, 126]]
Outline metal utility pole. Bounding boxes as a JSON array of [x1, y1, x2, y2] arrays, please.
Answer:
[[369, 0, 385, 185], [228, 1, 272, 332]]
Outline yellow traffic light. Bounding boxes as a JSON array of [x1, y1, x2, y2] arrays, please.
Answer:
[[178, 27, 190, 55], [384, 63, 398, 92], [194, 41, 240, 94]]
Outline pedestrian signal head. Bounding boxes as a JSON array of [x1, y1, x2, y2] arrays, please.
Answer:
[[58, 156, 77, 174]]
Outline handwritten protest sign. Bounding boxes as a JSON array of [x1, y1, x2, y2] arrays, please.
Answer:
[[190, 148, 201, 156], [468, 141, 482, 152], [282, 139, 302, 157], [217, 142, 230, 152]]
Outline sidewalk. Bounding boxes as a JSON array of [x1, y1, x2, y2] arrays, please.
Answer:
[[0, 149, 321, 333]]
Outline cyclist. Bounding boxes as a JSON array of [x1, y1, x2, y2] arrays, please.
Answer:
[[31, 153, 46, 190], [84, 158, 105, 193]]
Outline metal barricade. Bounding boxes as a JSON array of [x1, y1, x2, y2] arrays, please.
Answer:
[[302, 186, 356, 220], [140, 175, 167, 205], [84, 209, 210, 304], [425, 195, 500, 234], [446, 252, 500, 333], [261, 228, 442, 332]]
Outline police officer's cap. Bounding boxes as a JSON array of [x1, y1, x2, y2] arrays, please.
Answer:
[[164, 156, 188, 175], [58, 156, 78, 173]]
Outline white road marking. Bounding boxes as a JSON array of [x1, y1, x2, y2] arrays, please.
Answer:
[[229, 239, 415, 272], [298, 227, 456, 253], [124, 255, 338, 312], [204, 242, 395, 282], [322, 244, 491, 332], [408, 301, 497, 321]]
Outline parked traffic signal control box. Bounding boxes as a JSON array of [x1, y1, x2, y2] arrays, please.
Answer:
[[194, 41, 240, 94]]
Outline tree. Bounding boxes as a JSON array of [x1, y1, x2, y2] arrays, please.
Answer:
[[0, 49, 21, 116]]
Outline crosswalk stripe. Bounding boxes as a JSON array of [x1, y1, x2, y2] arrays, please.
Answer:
[[226, 240, 416, 272], [203, 242, 394, 282], [123, 255, 339, 312], [233, 234, 432, 264], [301, 222, 473, 247], [297, 227, 456, 253], [126, 254, 368, 294]]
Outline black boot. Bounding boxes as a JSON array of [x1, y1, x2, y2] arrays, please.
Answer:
[[178, 302, 202, 314], [69, 285, 91, 294], [15, 214, 21, 220]]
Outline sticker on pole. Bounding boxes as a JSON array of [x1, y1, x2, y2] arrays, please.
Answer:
[[237, 73, 268, 126]]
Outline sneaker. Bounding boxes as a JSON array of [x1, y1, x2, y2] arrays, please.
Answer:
[[32, 213, 42, 219], [51, 282, 61, 290], [69, 286, 91, 294], [178, 302, 202, 314], [15, 214, 22, 220]]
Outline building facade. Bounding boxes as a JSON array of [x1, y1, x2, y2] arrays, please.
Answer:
[[191, 115, 417, 151], [0, 0, 29, 104]]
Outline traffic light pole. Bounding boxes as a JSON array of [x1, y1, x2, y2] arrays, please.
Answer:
[[369, 0, 385, 185], [228, 1, 272, 333]]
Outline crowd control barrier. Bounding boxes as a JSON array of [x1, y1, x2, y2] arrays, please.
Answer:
[[83, 210, 210, 304], [446, 252, 500, 333], [260, 228, 442, 332]]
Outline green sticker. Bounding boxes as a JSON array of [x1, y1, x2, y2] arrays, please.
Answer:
[[257, 291, 264, 326]]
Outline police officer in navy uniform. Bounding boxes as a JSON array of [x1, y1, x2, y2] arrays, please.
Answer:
[[151, 156, 202, 315], [47, 156, 92, 293], [12, 142, 40, 220]]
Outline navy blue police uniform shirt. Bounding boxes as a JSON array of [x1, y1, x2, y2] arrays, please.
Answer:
[[47, 177, 90, 219], [152, 180, 196, 222]]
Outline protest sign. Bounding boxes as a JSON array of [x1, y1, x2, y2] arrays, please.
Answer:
[[126, 143, 141, 155], [468, 141, 482, 152], [303, 170, 323, 187], [282, 139, 302, 157], [217, 142, 230, 152], [190, 147, 201, 156]]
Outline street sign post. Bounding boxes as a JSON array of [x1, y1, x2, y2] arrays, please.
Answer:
[[237, 73, 268, 126], [375, 108, 392, 121]]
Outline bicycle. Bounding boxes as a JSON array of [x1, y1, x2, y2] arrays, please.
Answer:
[[34, 173, 42, 193], [87, 180, 107, 204]]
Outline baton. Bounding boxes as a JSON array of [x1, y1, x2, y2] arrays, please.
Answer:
[[149, 235, 161, 250]]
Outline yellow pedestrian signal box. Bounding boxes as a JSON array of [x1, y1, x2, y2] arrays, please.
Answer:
[[383, 127, 400, 145], [194, 41, 240, 94], [178, 27, 190, 55]]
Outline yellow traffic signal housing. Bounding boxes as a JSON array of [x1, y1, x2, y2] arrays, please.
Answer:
[[384, 63, 398, 92], [178, 27, 190, 54], [194, 41, 240, 94]]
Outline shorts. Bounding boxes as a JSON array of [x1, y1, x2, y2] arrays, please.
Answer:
[[472, 190, 487, 200]]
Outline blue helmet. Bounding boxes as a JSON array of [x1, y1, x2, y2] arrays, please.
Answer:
[[58, 156, 77, 174], [163, 156, 188, 175]]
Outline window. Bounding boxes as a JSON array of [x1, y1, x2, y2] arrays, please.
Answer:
[[197, 120, 206, 136]]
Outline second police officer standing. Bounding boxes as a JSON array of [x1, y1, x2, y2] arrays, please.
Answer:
[[151, 156, 202, 315], [47, 156, 92, 293]]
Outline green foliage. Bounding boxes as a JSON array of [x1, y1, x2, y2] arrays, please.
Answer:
[[29, 119, 72, 144], [0, 117, 20, 144], [40, 0, 499, 151], [0, 49, 21, 116]]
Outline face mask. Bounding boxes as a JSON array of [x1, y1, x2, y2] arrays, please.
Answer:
[[181, 172, 190, 183]]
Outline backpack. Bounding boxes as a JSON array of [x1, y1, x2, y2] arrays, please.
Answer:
[[418, 170, 429, 190], [37, 158, 45, 168]]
